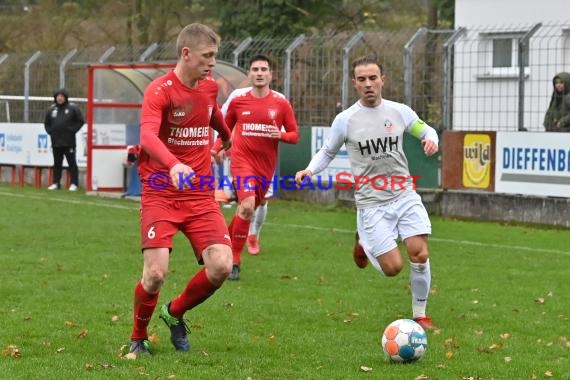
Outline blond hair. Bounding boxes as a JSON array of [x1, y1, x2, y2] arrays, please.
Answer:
[[176, 23, 220, 57]]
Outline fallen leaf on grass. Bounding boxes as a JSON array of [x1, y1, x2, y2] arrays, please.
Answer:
[[437, 363, 446, 369], [472, 300, 479, 304], [111, 315, 120, 322], [535, 298, 545, 304], [2, 345, 21, 358], [118, 344, 128, 357], [499, 333, 510, 339], [415, 375, 429, 380], [544, 371, 553, 377], [85, 363, 94, 370], [445, 351, 454, 359], [504, 356, 512, 362], [124, 352, 137, 360], [99, 363, 115, 369], [488, 343, 502, 350], [168, 375, 176, 379], [78, 330, 88, 338], [56, 347, 65, 353], [359, 366, 373, 372], [65, 321, 75, 327], [148, 332, 159, 344], [280, 275, 291, 280], [474, 330, 483, 335]]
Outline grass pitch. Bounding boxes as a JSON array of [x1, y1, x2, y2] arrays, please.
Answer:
[[0, 185, 568, 379]]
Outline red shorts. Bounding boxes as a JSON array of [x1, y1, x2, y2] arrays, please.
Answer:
[[140, 197, 231, 262], [231, 169, 273, 208]]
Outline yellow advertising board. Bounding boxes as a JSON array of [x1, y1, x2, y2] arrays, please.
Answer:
[[462, 134, 491, 188]]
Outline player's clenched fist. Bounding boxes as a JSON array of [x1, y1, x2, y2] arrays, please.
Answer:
[[295, 169, 313, 186]]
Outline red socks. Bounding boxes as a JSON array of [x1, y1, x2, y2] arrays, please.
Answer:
[[169, 268, 219, 318], [230, 215, 250, 264], [131, 281, 158, 341]]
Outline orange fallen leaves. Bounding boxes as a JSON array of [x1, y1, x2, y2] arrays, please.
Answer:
[[2, 345, 21, 358], [148, 332, 159, 344]]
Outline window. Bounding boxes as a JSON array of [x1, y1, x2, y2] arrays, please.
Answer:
[[492, 38, 529, 69], [477, 31, 530, 78]]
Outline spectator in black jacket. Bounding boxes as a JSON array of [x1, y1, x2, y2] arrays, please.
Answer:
[[44, 89, 84, 191]]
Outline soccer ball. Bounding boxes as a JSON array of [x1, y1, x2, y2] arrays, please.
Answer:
[[381, 319, 427, 363]]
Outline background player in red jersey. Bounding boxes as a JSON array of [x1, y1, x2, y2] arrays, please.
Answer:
[[216, 54, 299, 280], [129, 23, 232, 356]]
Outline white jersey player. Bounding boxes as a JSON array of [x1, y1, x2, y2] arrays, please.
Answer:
[[295, 55, 438, 330]]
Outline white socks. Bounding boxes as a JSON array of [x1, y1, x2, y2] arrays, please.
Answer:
[[248, 202, 268, 237], [409, 259, 431, 319]]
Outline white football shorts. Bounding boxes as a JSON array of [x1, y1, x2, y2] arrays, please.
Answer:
[[356, 192, 431, 272]]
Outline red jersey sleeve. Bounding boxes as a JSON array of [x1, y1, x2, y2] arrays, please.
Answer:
[[140, 85, 180, 170], [279, 100, 299, 144], [210, 105, 231, 141], [224, 98, 238, 132]]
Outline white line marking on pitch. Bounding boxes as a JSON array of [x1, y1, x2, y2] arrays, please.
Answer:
[[264, 222, 570, 256], [1, 191, 567, 256], [0, 191, 136, 210]]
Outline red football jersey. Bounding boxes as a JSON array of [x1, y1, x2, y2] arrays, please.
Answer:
[[138, 70, 230, 200], [225, 90, 299, 180]]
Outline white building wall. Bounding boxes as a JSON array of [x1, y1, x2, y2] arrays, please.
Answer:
[[455, 0, 570, 27], [452, 0, 570, 131]]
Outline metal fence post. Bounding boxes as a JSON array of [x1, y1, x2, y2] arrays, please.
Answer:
[[139, 43, 158, 62], [284, 34, 305, 100], [518, 23, 542, 131], [59, 48, 78, 89], [403, 27, 427, 106], [98, 46, 116, 63], [442, 27, 466, 130], [232, 37, 253, 67], [341, 32, 364, 111], [24, 51, 41, 123]]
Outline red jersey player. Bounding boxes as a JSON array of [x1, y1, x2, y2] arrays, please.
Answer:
[[216, 54, 299, 280], [129, 23, 232, 356]]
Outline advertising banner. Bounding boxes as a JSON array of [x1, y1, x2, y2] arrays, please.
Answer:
[[495, 132, 570, 197], [442, 131, 496, 191]]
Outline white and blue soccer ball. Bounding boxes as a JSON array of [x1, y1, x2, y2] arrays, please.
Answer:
[[381, 319, 427, 363]]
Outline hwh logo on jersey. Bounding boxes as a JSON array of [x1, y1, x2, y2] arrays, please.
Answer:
[[358, 136, 399, 155]]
